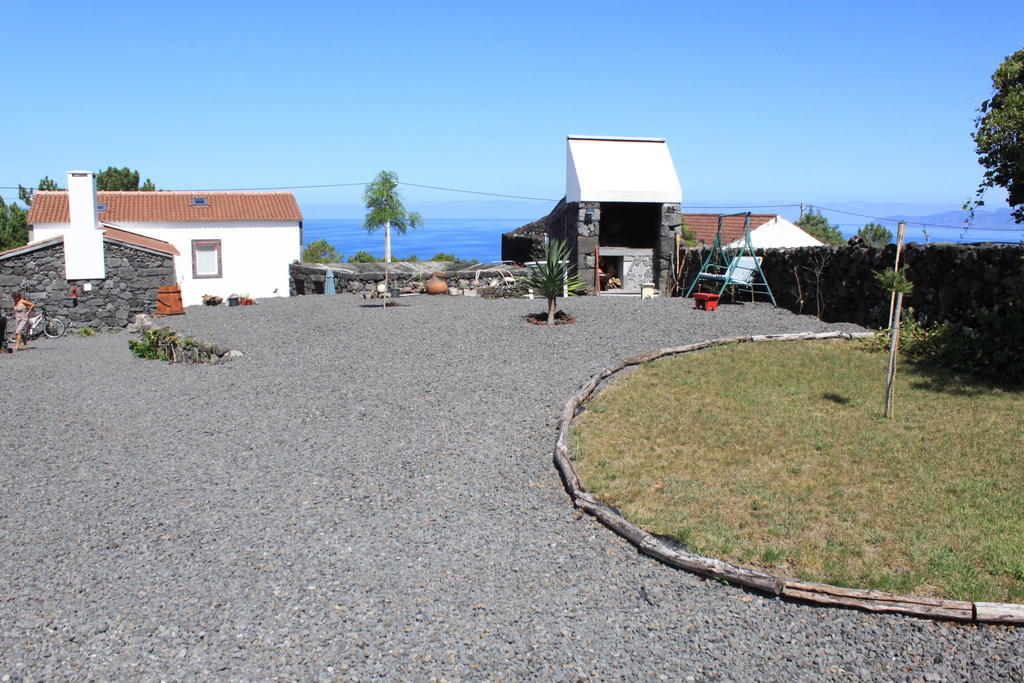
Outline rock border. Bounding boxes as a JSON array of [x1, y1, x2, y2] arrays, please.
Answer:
[[553, 330, 1024, 625]]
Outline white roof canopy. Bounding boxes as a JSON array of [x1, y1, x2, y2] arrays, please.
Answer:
[[566, 135, 682, 204]]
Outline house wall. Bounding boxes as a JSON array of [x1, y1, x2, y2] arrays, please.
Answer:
[[0, 241, 175, 328], [33, 220, 300, 307]]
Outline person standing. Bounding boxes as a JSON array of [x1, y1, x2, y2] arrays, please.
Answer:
[[12, 291, 35, 351]]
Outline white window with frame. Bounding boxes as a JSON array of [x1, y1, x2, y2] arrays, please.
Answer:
[[192, 239, 222, 278]]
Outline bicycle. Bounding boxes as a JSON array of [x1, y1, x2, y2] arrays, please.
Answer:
[[6, 307, 67, 344]]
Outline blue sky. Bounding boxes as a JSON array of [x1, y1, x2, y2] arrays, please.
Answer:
[[2, 0, 1021, 223]]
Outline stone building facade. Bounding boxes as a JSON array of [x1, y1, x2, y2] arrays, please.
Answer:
[[0, 238, 176, 329]]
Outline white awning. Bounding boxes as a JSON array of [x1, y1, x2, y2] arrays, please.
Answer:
[[566, 135, 682, 204]]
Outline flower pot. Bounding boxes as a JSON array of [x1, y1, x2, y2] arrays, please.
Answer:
[[425, 275, 448, 295], [448, 287, 460, 296]]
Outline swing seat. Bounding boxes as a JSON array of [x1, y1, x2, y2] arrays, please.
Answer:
[[697, 256, 761, 286]]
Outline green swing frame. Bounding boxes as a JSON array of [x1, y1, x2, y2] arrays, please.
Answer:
[[684, 212, 777, 306]]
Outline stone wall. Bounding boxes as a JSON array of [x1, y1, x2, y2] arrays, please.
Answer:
[[0, 241, 176, 329], [290, 261, 527, 298], [680, 242, 1023, 327]]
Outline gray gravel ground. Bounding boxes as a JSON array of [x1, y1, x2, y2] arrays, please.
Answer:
[[1, 295, 1021, 680]]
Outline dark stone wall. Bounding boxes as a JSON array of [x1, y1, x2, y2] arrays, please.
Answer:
[[290, 262, 527, 297], [680, 243, 1023, 327], [0, 241, 176, 328]]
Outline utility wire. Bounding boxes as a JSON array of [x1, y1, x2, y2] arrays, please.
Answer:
[[397, 182, 556, 202], [807, 203, 1023, 233]]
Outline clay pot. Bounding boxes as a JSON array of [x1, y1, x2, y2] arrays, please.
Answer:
[[425, 273, 448, 295]]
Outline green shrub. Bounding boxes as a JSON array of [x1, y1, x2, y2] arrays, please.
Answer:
[[348, 251, 380, 263], [76, 326, 96, 337], [430, 253, 457, 262]]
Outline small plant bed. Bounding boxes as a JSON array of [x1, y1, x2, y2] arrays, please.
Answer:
[[526, 310, 576, 325], [129, 326, 239, 364], [572, 339, 1024, 603]]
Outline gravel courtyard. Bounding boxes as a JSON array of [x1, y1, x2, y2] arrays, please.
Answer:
[[2, 295, 1021, 680]]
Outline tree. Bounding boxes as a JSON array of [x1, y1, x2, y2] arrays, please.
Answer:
[[301, 239, 343, 263], [520, 238, 584, 325], [796, 209, 845, 245], [17, 176, 62, 206], [348, 251, 380, 263], [857, 222, 893, 247], [970, 47, 1024, 223], [363, 170, 422, 263], [96, 166, 156, 191], [679, 218, 697, 247], [0, 197, 29, 251]]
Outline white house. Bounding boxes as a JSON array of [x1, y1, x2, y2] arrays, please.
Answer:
[[683, 213, 824, 249], [28, 171, 303, 306]]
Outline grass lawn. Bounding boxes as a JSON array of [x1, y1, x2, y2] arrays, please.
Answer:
[[572, 339, 1024, 603]]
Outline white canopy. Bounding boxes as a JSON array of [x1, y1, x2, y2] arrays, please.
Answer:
[[566, 135, 682, 204]]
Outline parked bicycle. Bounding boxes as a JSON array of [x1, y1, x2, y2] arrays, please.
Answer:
[[6, 307, 66, 344]]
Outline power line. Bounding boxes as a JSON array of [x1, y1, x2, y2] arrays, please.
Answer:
[[398, 182, 556, 202], [685, 204, 801, 209], [807, 203, 1023, 233]]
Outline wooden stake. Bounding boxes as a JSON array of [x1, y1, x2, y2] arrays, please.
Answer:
[[887, 221, 906, 327], [884, 291, 904, 419]]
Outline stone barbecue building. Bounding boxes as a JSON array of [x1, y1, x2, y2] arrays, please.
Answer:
[[0, 172, 178, 329], [503, 135, 683, 295]]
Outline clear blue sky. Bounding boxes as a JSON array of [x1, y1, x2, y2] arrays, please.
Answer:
[[2, 0, 1020, 221]]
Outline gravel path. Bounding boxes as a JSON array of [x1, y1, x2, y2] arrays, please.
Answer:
[[2, 295, 1021, 680]]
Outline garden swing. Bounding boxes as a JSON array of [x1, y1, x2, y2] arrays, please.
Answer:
[[684, 212, 777, 306]]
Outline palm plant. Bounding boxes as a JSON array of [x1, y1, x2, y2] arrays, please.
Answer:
[[521, 238, 584, 325]]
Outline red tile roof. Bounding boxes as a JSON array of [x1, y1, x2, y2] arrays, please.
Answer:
[[28, 191, 302, 224], [681, 213, 778, 245], [102, 225, 179, 256]]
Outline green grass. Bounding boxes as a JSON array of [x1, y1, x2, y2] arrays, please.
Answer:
[[572, 339, 1024, 603]]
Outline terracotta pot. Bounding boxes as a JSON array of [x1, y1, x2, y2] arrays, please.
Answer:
[[425, 275, 448, 295]]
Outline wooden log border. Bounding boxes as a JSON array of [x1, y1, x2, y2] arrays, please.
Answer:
[[553, 330, 1024, 625]]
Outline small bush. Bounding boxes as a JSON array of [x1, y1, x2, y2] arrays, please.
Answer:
[[76, 326, 96, 337], [348, 251, 380, 263]]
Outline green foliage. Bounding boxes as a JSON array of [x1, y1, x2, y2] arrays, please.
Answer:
[[519, 238, 584, 324], [128, 328, 170, 360], [76, 326, 96, 337], [363, 170, 422, 235], [970, 48, 1024, 223], [404, 254, 420, 262], [430, 252, 457, 261], [863, 313, 943, 357], [18, 176, 61, 206], [857, 223, 893, 247], [301, 239, 343, 263], [796, 209, 845, 245], [0, 197, 29, 250], [873, 269, 914, 295], [679, 219, 698, 247], [96, 166, 156, 191], [348, 251, 381, 263]]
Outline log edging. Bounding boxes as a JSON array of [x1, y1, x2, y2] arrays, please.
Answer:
[[553, 330, 1024, 625]]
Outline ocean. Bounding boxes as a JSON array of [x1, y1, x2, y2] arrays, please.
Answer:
[[302, 218, 531, 264]]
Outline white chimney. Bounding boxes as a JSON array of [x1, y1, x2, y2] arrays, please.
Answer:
[[64, 170, 106, 279]]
